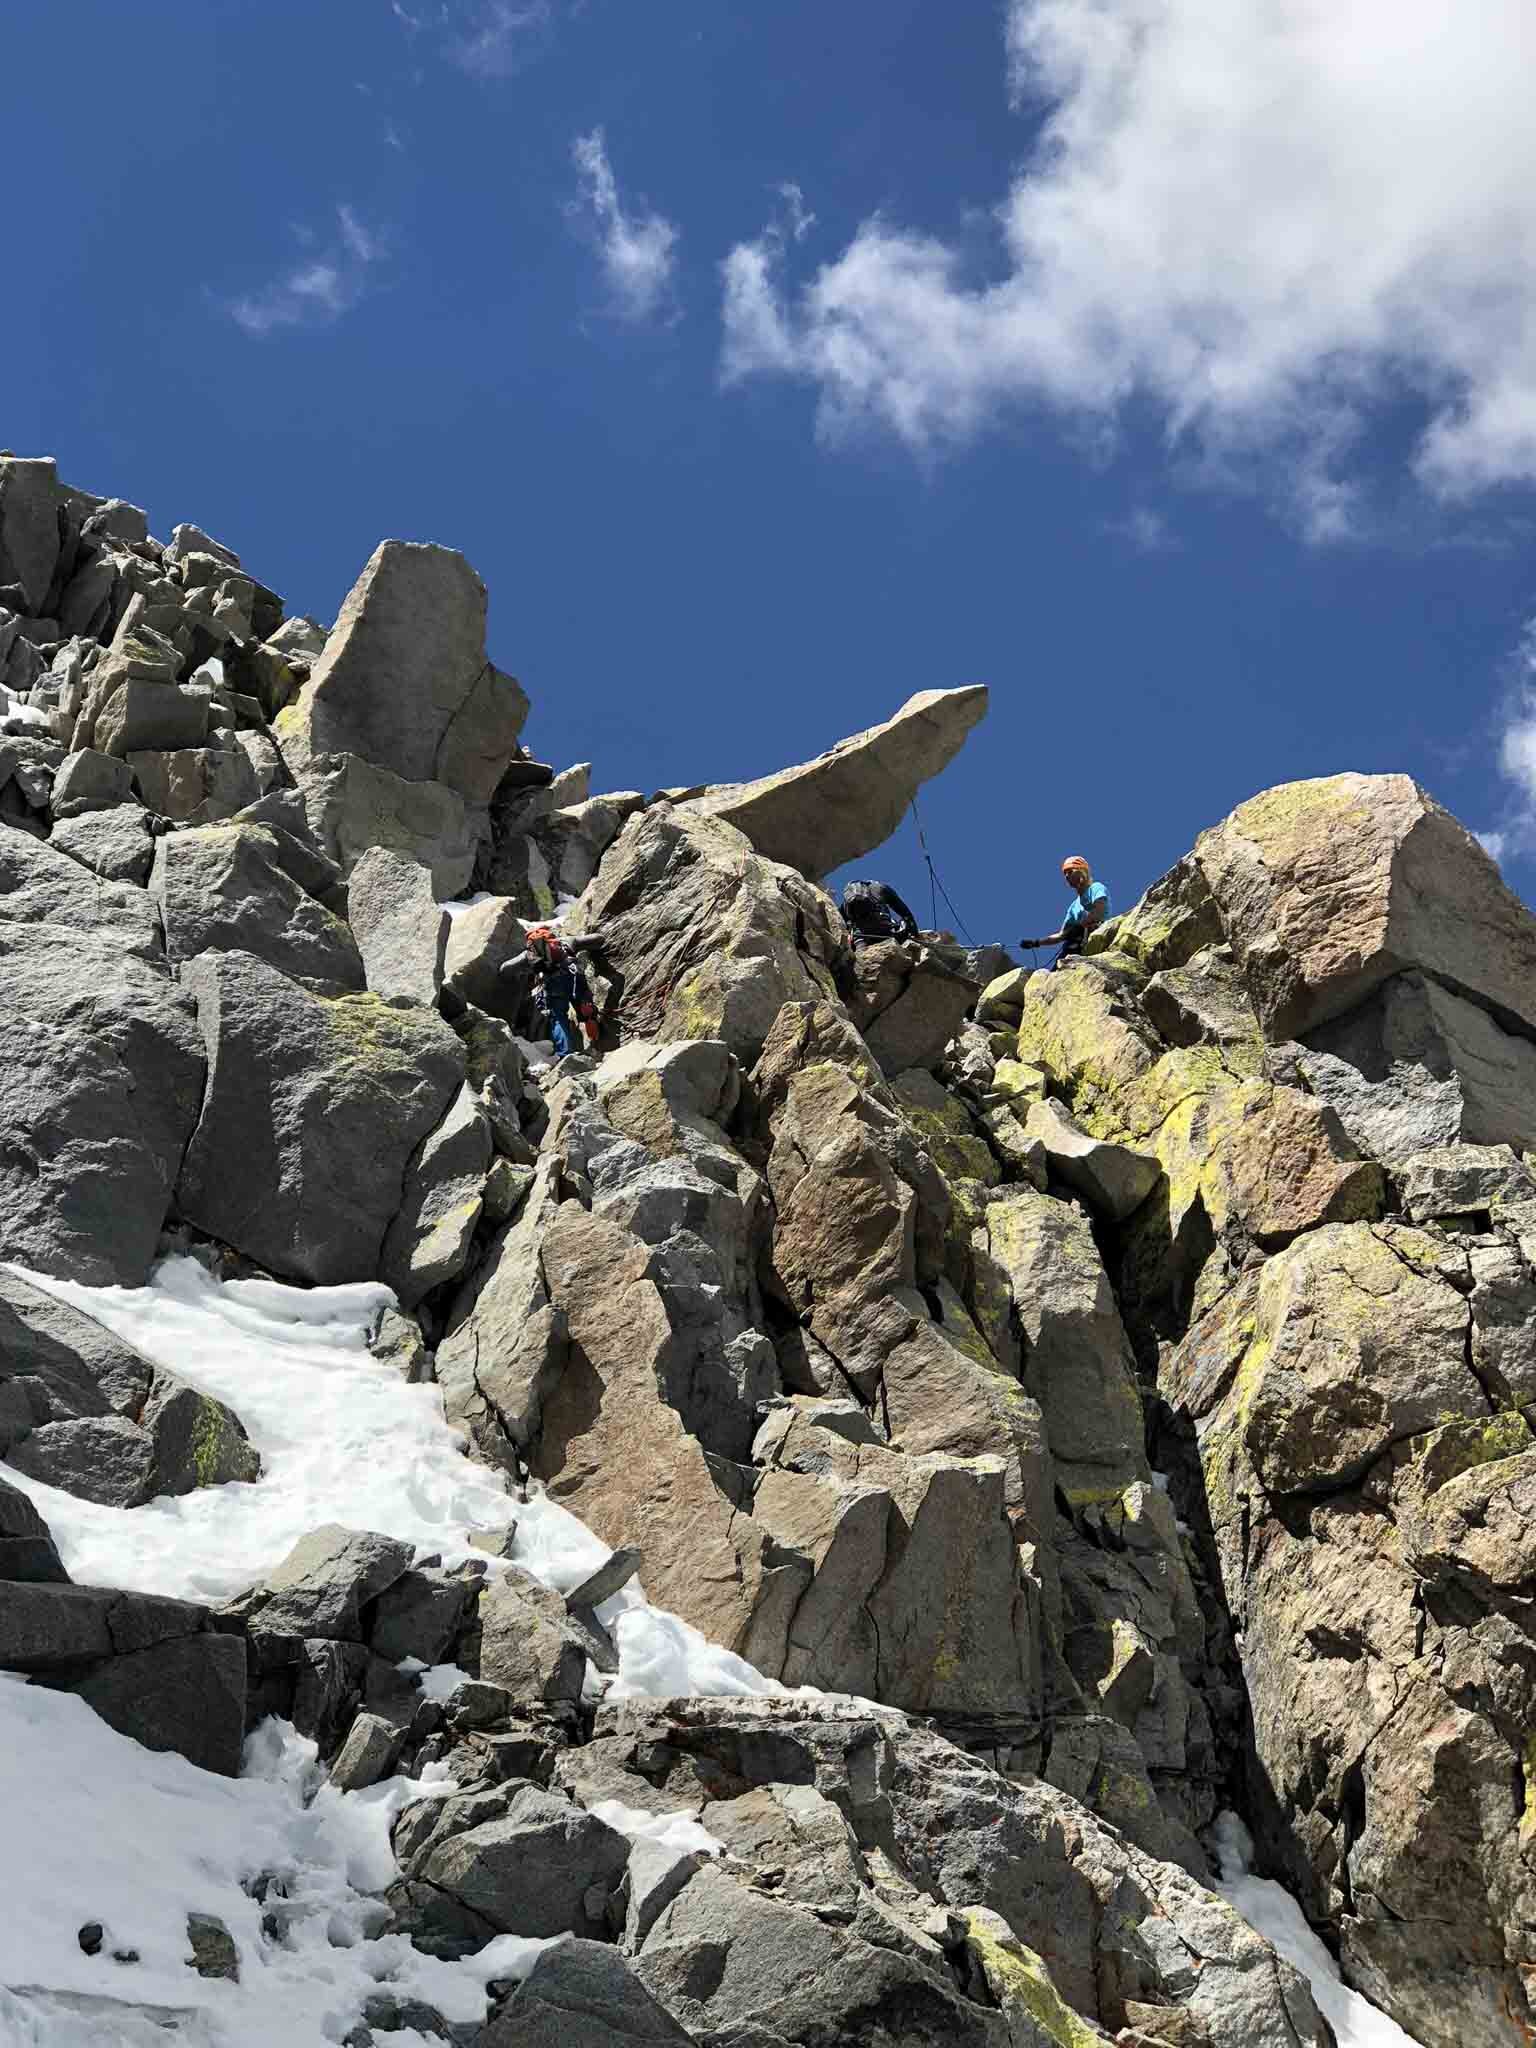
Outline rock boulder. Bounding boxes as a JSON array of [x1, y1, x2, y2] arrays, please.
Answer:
[[1021, 1097, 1160, 1221], [2, 1581, 247, 1776], [292, 747, 481, 895], [379, 1084, 492, 1307], [574, 805, 845, 1065], [346, 845, 447, 1005], [150, 823, 364, 991], [480, 1940, 695, 2048], [0, 1474, 69, 1582], [279, 541, 527, 802], [393, 1781, 629, 1946], [0, 457, 66, 614], [688, 685, 987, 881], [0, 924, 205, 1284], [1162, 1232, 1533, 2046], [233, 1524, 414, 1640], [175, 950, 464, 1284], [1299, 970, 1536, 1160], [1195, 772, 1536, 1042], [48, 806, 156, 885]]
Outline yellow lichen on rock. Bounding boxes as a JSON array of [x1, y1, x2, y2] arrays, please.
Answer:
[[191, 1396, 235, 1487], [318, 988, 427, 1067], [961, 1909, 1111, 2046], [892, 1075, 999, 1186], [977, 967, 1034, 1024], [1405, 1412, 1534, 1497], [1085, 1042, 1230, 1145], [1216, 772, 1368, 856], [1105, 854, 1225, 975], [1171, 1220, 1483, 1498], [603, 1068, 685, 1158], [1013, 967, 1158, 1126], [991, 1057, 1049, 1106]]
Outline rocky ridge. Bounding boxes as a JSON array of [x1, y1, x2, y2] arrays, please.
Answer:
[[0, 451, 1532, 2044]]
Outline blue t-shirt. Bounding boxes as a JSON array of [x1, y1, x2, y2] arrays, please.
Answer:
[[1063, 880, 1109, 930]]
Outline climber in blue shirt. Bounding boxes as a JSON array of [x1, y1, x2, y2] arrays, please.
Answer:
[[1021, 857, 1110, 970]]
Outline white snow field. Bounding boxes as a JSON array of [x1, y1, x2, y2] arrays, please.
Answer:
[[0, 1256, 1425, 2045], [2, 1254, 780, 1699], [0, 1685, 556, 2048], [0, 1256, 774, 2044]]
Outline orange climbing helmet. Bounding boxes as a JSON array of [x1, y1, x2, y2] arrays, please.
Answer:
[[1061, 856, 1092, 884]]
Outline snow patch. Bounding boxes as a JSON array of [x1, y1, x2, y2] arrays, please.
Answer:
[[413, 1662, 475, 1704], [2, 1254, 783, 1702], [1214, 1812, 1425, 2048], [0, 1685, 560, 2047], [588, 1799, 724, 1859], [0, 700, 52, 731], [439, 891, 495, 920], [0, 1253, 787, 2043], [604, 1591, 787, 1701]]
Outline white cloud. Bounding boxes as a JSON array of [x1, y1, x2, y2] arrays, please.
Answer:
[[336, 205, 383, 266], [571, 129, 679, 324], [775, 183, 816, 246], [1480, 618, 1536, 864], [1110, 506, 1178, 554], [722, 0, 1536, 518], [1505, 702, 1536, 799], [445, 0, 551, 79], [226, 207, 387, 338]]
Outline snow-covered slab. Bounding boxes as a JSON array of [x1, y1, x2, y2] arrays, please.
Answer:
[[2, 1254, 781, 1701]]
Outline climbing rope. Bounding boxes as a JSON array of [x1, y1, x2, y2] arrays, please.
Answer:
[[909, 796, 976, 944]]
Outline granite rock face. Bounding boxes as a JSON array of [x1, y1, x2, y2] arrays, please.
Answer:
[[150, 821, 364, 991], [0, 457, 1522, 2048], [0, 456, 68, 613], [571, 804, 847, 1065], [1161, 1238, 1535, 2048], [347, 845, 447, 1004], [1298, 969, 1536, 1160], [175, 950, 464, 1284], [0, 923, 205, 1284]]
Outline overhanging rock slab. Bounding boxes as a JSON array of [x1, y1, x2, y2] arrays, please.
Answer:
[[688, 685, 987, 881]]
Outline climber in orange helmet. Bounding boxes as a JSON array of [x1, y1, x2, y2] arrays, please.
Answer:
[[1021, 857, 1110, 971]]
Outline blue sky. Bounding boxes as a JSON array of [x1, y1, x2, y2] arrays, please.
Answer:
[[10, 0, 1536, 941]]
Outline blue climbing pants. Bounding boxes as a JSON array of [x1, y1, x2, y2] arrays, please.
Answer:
[[547, 995, 575, 1057]]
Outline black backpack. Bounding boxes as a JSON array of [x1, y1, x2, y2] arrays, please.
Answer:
[[842, 879, 915, 940]]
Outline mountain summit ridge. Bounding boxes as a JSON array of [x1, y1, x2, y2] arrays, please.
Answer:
[[0, 453, 1524, 2046]]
